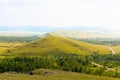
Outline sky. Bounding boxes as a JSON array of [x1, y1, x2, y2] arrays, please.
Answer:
[[0, 0, 120, 32]]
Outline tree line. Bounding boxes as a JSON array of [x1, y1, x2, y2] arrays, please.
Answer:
[[70, 37, 120, 46], [0, 54, 120, 78], [0, 36, 38, 42]]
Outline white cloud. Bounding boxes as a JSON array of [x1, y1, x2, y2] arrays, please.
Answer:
[[0, 0, 120, 30], [0, 0, 10, 4]]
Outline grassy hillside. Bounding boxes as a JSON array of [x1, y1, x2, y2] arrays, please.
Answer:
[[0, 42, 23, 54], [0, 69, 119, 80], [4, 35, 112, 56], [112, 46, 120, 53]]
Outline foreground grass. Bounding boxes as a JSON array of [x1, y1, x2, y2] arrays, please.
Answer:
[[0, 69, 119, 80]]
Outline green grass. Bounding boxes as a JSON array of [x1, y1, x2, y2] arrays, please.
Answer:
[[0, 42, 23, 54], [0, 69, 119, 80], [5, 35, 113, 56]]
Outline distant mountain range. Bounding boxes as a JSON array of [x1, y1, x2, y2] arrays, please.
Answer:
[[50, 30, 120, 39], [0, 31, 47, 37], [0, 30, 120, 38], [0, 26, 120, 38], [0, 26, 118, 32]]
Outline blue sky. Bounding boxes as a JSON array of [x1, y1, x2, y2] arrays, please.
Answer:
[[0, 0, 120, 32]]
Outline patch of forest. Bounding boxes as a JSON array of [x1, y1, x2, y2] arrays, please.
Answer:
[[0, 36, 39, 42], [70, 38, 120, 46], [0, 53, 120, 78]]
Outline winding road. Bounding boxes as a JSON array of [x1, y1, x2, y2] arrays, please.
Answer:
[[91, 47, 117, 72], [91, 62, 115, 71], [108, 47, 116, 54]]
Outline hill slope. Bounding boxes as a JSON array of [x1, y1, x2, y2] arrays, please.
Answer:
[[0, 69, 119, 80], [5, 35, 111, 56]]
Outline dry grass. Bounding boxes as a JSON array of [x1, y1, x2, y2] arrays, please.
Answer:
[[0, 42, 23, 54], [0, 69, 119, 80]]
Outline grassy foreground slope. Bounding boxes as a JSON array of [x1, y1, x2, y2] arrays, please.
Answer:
[[0, 69, 119, 80], [6, 35, 111, 56]]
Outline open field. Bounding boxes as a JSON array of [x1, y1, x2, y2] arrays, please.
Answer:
[[0, 69, 119, 80]]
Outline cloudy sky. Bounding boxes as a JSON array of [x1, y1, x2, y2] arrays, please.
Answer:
[[0, 0, 120, 32]]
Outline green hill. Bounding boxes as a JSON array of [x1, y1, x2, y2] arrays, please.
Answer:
[[5, 35, 111, 56]]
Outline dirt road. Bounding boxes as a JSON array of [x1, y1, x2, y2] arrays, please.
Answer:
[[108, 47, 116, 54]]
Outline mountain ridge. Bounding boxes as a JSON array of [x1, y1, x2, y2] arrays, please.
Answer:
[[3, 34, 112, 56], [50, 30, 120, 39]]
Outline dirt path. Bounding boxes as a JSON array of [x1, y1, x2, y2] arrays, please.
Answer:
[[91, 62, 115, 71], [91, 62, 103, 67], [108, 47, 116, 54], [91, 47, 117, 73]]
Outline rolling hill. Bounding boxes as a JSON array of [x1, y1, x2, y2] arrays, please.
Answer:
[[4, 34, 112, 56]]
